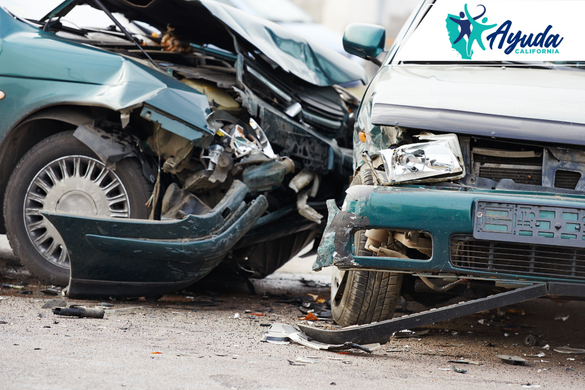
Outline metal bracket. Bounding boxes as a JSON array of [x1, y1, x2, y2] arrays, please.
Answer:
[[299, 283, 556, 345]]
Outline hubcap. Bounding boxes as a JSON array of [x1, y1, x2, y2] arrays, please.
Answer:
[[23, 155, 131, 269]]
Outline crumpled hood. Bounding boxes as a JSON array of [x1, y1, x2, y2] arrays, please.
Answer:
[[76, 0, 366, 86], [370, 65, 585, 146]]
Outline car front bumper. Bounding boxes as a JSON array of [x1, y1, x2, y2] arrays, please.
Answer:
[[44, 180, 268, 299], [315, 185, 585, 284]]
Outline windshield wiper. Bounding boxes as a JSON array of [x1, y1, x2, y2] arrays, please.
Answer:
[[90, 0, 160, 70]]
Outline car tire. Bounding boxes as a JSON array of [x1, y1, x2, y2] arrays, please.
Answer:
[[4, 131, 152, 286], [331, 168, 403, 327]]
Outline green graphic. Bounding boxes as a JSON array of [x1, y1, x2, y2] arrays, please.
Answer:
[[446, 4, 497, 59]]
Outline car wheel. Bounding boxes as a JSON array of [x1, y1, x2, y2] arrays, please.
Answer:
[[331, 168, 403, 327], [4, 131, 152, 286]]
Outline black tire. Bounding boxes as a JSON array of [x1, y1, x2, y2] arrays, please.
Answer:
[[331, 168, 403, 327], [4, 131, 152, 286]]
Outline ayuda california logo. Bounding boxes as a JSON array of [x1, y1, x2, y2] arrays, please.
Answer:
[[446, 3, 564, 59]]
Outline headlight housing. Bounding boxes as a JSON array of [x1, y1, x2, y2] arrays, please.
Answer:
[[379, 134, 465, 184]]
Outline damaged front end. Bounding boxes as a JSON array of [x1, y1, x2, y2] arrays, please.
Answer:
[[1, 0, 365, 296]]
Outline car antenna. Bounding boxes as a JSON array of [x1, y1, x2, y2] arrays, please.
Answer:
[[90, 0, 161, 70]]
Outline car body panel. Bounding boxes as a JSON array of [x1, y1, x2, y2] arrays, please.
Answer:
[[57, 0, 367, 87], [43, 181, 268, 298], [0, 9, 211, 142], [370, 65, 585, 129], [316, 184, 585, 284]]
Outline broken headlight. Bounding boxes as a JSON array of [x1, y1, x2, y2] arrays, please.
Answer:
[[380, 134, 464, 184]]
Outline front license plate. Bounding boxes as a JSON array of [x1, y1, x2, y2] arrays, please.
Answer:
[[473, 200, 585, 248]]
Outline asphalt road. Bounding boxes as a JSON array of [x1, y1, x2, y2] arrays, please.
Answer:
[[2, 235, 585, 389]]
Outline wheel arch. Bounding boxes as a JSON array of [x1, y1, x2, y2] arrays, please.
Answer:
[[0, 105, 121, 233]]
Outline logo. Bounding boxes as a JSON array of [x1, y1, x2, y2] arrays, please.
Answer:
[[446, 3, 564, 59], [446, 4, 496, 59]]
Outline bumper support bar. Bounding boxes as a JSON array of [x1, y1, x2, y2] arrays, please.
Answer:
[[298, 283, 585, 345]]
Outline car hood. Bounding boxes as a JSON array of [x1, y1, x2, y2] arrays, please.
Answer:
[[370, 65, 585, 144], [66, 0, 366, 86]]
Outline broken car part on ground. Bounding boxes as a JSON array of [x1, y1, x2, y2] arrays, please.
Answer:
[[0, 0, 365, 297], [310, 0, 585, 336]]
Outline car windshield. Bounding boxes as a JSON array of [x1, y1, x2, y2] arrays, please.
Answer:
[[228, 0, 312, 23]]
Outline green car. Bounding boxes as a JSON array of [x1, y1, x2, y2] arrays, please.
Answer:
[[0, 0, 365, 297], [316, 1, 585, 327]]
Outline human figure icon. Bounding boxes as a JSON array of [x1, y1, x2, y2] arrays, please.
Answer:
[[464, 4, 496, 56], [449, 5, 486, 45]]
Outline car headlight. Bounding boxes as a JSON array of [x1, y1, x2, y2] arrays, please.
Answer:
[[379, 134, 465, 184]]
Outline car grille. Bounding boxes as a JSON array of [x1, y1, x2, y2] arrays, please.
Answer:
[[478, 165, 542, 186], [450, 235, 585, 280]]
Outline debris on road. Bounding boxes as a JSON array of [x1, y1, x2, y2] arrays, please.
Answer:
[[451, 366, 467, 374], [42, 299, 67, 309], [448, 359, 481, 365], [261, 323, 378, 353], [52, 307, 105, 318], [392, 329, 430, 339], [524, 334, 539, 346], [553, 346, 585, 354], [554, 314, 569, 321], [496, 355, 527, 365]]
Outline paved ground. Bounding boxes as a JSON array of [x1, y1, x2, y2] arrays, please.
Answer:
[[2, 235, 585, 389]]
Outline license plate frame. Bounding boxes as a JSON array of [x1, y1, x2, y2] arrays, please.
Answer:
[[473, 200, 585, 248]]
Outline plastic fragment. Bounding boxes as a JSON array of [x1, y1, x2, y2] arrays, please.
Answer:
[[104, 306, 142, 315], [553, 346, 585, 354], [542, 344, 550, 350], [151, 352, 162, 355], [1, 283, 23, 290], [250, 313, 263, 316], [392, 329, 430, 338], [234, 313, 241, 319], [451, 366, 467, 374], [303, 313, 319, 321], [448, 359, 481, 365], [40, 288, 59, 296], [554, 314, 569, 321], [496, 355, 526, 365]]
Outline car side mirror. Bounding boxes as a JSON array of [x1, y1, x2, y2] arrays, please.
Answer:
[[343, 23, 386, 66]]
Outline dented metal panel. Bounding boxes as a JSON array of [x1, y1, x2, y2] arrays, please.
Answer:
[[43, 181, 267, 298]]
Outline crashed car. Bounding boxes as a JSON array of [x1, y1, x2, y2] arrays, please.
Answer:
[[0, 0, 365, 297], [316, 0, 585, 327]]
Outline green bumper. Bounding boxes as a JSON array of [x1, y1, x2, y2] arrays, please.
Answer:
[[315, 185, 585, 284]]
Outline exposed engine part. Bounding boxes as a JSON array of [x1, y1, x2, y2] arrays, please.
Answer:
[[208, 149, 233, 183], [242, 157, 294, 192], [394, 232, 432, 257], [161, 24, 194, 53], [297, 189, 323, 224], [183, 169, 220, 194], [249, 118, 275, 158], [370, 246, 409, 258], [365, 229, 389, 252], [146, 127, 194, 174], [361, 228, 433, 259], [203, 144, 225, 172], [182, 78, 240, 111], [162, 183, 211, 220], [289, 168, 316, 193]]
